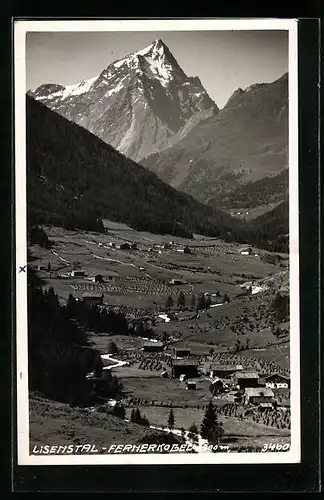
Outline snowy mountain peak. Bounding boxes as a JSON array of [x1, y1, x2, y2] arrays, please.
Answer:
[[28, 39, 218, 162], [135, 39, 167, 57], [107, 39, 184, 87], [29, 75, 99, 102]]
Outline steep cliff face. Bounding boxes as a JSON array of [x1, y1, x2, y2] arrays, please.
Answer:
[[141, 73, 289, 208]]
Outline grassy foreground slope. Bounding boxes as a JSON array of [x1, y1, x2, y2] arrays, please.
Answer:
[[29, 393, 176, 452]]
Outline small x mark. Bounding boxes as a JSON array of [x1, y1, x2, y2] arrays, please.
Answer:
[[19, 265, 26, 273]]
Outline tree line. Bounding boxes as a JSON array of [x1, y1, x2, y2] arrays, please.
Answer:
[[165, 292, 230, 311], [66, 294, 128, 335], [28, 270, 123, 406], [218, 169, 289, 209]]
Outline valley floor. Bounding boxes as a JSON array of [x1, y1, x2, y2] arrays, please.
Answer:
[[27, 223, 291, 455]]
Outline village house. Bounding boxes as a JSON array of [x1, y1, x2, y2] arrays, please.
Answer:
[[85, 373, 111, 398], [240, 281, 253, 291], [143, 341, 164, 353], [264, 373, 290, 389], [209, 363, 243, 379], [70, 270, 86, 277], [82, 292, 104, 306], [176, 246, 191, 254], [168, 278, 185, 286], [173, 347, 191, 358], [244, 387, 275, 406], [186, 380, 197, 390], [116, 242, 131, 250], [171, 359, 199, 379], [258, 403, 274, 411], [233, 371, 260, 389], [239, 247, 253, 256], [91, 274, 104, 283]]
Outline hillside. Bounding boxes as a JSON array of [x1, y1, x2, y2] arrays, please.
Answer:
[[246, 200, 289, 253], [141, 73, 288, 209], [29, 393, 174, 452], [251, 200, 289, 236], [26, 95, 244, 241], [219, 169, 288, 210]]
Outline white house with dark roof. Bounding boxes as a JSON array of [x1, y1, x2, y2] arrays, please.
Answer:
[[70, 269, 86, 277], [239, 247, 252, 256], [244, 387, 274, 405]]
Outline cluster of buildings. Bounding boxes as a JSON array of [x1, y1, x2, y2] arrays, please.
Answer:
[[106, 239, 192, 255], [103, 241, 138, 250], [139, 341, 290, 407], [206, 363, 290, 408]]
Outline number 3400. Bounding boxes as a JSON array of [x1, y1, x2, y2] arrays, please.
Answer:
[[261, 443, 290, 452]]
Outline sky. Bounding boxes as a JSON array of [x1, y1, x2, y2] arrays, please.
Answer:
[[26, 30, 288, 109]]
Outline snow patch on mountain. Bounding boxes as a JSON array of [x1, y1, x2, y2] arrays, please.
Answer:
[[69, 76, 98, 96], [39, 76, 99, 101], [144, 56, 173, 86], [113, 59, 126, 68], [105, 80, 125, 98], [135, 41, 156, 56]]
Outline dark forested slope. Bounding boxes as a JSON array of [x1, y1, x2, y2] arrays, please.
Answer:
[[251, 199, 289, 236], [26, 95, 244, 240]]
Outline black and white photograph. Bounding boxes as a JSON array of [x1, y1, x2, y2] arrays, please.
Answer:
[[14, 19, 300, 465]]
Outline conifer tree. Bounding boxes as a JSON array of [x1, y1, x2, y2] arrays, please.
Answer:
[[134, 408, 142, 424], [201, 400, 224, 445], [188, 422, 199, 444], [66, 293, 77, 318], [130, 408, 136, 423], [168, 408, 175, 430], [112, 404, 126, 419], [223, 293, 230, 303], [165, 295, 174, 310], [190, 294, 196, 310], [177, 291, 186, 309], [197, 293, 206, 310]]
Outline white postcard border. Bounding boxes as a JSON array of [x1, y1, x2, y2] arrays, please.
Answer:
[[14, 18, 300, 466]]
